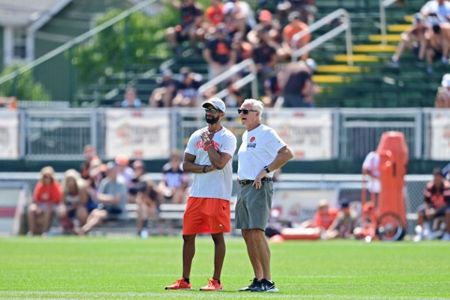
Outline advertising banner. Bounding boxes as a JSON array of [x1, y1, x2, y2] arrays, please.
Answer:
[[106, 109, 170, 159], [267, 110, 333, 160]]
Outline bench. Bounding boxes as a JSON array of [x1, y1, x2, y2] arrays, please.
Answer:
[[93, 202, 236, 236]]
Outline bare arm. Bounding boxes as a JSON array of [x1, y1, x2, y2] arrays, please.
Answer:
[[96, 193, 119, 205], [182, 152, 216, 174], [254, 146, 294, 188]]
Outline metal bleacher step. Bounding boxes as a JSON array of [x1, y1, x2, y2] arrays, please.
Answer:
[[316, 65, 364, 74], [353, 44, 397, 53], [368, 34, 401, 43], [404, 15, 413, 23], [312, 75, 349, 84], [388, 24, 411, 33], [334, 54, 379, 63]]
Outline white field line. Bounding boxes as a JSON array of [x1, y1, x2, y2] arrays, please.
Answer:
[[0, 291, 448, 300]]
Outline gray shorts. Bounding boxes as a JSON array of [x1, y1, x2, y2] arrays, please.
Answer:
[[235, 181, 273, 230]]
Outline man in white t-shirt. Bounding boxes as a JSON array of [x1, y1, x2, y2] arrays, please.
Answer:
[[235, 99, 293, 293], [165, 97, 237, 292], [362, 151, 381, 207]]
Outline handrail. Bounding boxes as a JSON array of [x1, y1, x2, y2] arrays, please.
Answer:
[[0, 0, 157, 87], [198, 59, 258, 101], [379, 0, 398, 44], [291, 9, 353, 65]]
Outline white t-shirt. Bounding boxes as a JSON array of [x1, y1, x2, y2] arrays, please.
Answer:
[[185, 126, 237, 201], [362, 151, 380, 193], [238, 124, 286, 180], [421, 1, 450, 23]]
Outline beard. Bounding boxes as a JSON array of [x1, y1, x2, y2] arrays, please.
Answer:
[[205, 114, 220, 124]]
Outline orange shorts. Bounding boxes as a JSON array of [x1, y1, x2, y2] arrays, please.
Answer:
[[182, 197, 231, 235]]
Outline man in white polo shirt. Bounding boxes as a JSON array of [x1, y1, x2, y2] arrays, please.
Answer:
[[165, 98, 237, 292], [236, 98, 293, 293]]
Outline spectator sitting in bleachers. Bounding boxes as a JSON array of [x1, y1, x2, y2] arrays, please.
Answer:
[[435, 73, 450, 107], [223, 0, 256, 36], [252, 27, 278, 104], [27, 166, 63, 236], [120, 87, 142, 108], [172, 67, 202, 107], [203, 23, 236, 79], [247, 9, 281, 46], [204, 0, 224, 27], [166, 0, 204, 54], [389, 13, 428, 68], [280, 11, 311, 61], [158, 151, 189, 204], [149, 69, 180, 107], [59, 169, 89, 234], [278, 60, 315, 107], [424, 22, 450, 74], [420, 0, 450, 24], [78, 162, 128, 235]]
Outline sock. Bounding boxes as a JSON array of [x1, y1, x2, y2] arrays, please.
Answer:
[[183, 277, 190, 283]]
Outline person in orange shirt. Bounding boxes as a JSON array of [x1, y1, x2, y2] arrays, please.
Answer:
[[281, 11, 311, 61], [27, 166, 63, 236], [205, 0, 224, 26], [311, 199, 338, 230]]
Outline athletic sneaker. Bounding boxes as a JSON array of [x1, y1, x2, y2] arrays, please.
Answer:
[[239, 278, 260, 292], [165, 278, 192, 290], [200, 279, 223, 291], [252, 279, 279, 292]]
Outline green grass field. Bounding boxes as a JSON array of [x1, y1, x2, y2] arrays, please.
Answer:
[[0, 237, 449, 299]]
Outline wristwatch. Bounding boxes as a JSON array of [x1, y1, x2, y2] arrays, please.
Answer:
[[264, 165, 271, 173]]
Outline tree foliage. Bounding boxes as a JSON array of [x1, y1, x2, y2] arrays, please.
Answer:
[[0, 65, 50, 100], [72, 7, 179, 83]]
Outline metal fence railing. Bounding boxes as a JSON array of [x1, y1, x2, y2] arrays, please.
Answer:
[[2, 107, 449, 161]]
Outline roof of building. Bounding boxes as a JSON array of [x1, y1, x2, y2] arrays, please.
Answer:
[[0, 0, 70, 27]]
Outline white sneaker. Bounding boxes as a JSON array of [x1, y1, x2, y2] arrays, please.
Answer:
[[140, 229, 149, 239], [442, 233, 450, 241], [413, 225, 423, 242]]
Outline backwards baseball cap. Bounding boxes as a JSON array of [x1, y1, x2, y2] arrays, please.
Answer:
[[201, 97, 226, 113], [441, 73, 450, 88]]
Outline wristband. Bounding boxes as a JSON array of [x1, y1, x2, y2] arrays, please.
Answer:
[[202, 165, 208, 173], [264, 165, 271, 173]]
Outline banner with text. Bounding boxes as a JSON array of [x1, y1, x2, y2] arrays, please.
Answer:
[[431, 111, 450, 160], [0, 110, 19, 159], [267, 110, 334, 160], [106, 109, 170, 159]]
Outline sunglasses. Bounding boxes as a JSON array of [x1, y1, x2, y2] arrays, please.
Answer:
[[204, 108, 219, 113], [237, 108, 257, 114]]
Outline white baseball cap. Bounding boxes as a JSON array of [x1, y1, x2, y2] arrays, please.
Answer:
[[201, 97, 226, 113], [441, 73, 450, 88]]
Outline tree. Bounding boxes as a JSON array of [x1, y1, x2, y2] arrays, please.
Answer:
[[72, 7, 179, 83], [0, 65, 50, 100]]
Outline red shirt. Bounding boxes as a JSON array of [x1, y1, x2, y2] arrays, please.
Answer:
[[33, 181, 62, 204], [313, 208, 338, 230], [205, 4, 224, 25]]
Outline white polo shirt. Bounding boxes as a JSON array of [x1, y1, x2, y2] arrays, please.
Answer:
[[238, 124, 286, 180], [185, 126, 237, 201]]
